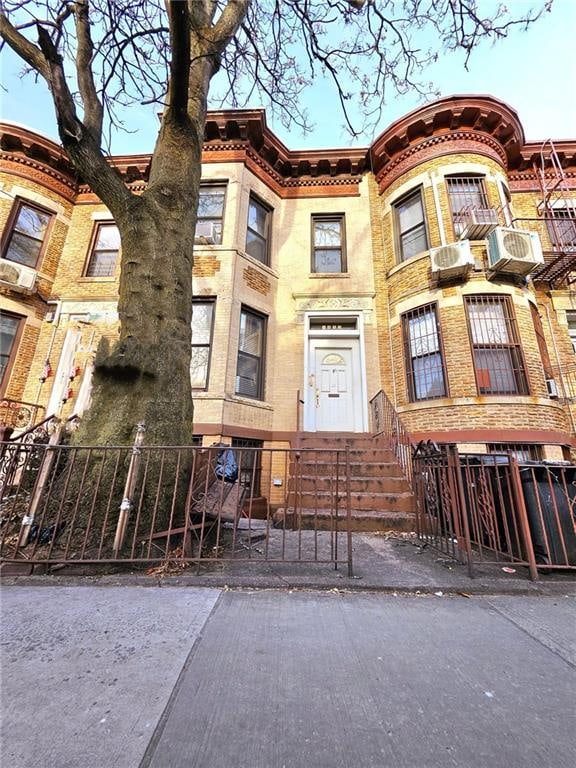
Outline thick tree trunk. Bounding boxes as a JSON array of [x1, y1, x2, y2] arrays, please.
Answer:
[[75, 118, 202, 447]]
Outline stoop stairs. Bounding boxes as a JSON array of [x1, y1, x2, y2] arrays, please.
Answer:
[[275, 434, 417, 532]]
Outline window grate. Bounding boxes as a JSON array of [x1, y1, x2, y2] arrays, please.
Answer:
[[402, 303, 448, 401], [465, 295, 528, 395], [487, 443, 542, 462], [446, 176, 490, 236], [231, 438, 263, 496]]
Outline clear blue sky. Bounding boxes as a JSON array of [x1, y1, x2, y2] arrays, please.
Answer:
[[1, 0, 575, 153]]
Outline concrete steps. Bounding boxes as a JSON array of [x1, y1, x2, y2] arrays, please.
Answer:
[[276, 435, 417, 532]]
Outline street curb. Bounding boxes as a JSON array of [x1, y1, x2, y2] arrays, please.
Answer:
[[1, 573, 574, 597]]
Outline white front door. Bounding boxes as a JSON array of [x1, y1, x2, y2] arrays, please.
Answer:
[[307, 338, 363, 432]]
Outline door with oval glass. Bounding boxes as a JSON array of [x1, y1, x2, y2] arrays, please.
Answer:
[[308, 338, 362, 431]]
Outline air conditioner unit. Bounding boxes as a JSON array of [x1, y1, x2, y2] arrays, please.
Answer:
[[430, 240, 474, 281], [460, 208, 499, 240], [0, 258, 37, 293], [487, 227, 544, 275], [194, 220, 218, 244], [546, 378, 559, 398]]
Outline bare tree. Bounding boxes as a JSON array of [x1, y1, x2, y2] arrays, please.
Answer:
[[0, 0, 551, 446]]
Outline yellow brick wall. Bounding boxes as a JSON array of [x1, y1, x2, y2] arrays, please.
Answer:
[[1, 170, 74, 401]]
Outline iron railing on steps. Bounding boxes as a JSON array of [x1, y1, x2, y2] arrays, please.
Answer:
[[369, 389, 414, 484]]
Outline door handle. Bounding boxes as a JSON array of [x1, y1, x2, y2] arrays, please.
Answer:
[[315, 389, 320, 407]]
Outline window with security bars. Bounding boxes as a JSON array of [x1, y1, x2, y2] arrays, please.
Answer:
[[394, 188, 428, 261], [465, 295, 529, 395], [85, 222, 120, 277], [2, 199, 53, 268], [191, 299, 215, 389], [195, 184, 225, 244], [446, 176, 489, 236], [545, 208, 576, 250], [312, 215, 346, 272], [487, 444, 541, 462], [236, 308, 266, 399], [231, 437, 263, 496], [402, 303, 448, 401]]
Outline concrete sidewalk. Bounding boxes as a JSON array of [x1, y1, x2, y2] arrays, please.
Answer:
[[1, 587, 575, 768]]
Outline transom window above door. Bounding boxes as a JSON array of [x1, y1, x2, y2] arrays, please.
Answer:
[[312, 215, 346, 273]]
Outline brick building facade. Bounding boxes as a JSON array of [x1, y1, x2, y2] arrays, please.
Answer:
[[1, 94, 575, 464]]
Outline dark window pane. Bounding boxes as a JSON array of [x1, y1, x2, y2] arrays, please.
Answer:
[[5, 232, 41, 267], [246, 230, 267, 263], [246, 198, 270, 264], [236, 353, 259, 397], [236, 309, 265, 399], [0, 314, 20, 384]]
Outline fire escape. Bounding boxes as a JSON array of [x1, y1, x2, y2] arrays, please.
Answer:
[[515, 140, 576, 288]]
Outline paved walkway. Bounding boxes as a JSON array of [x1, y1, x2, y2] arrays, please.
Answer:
[[1, 587, 575, 767], [4, 533, 574, 594]]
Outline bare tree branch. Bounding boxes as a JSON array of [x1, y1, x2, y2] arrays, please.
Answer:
[[74, 0, 103, 143]]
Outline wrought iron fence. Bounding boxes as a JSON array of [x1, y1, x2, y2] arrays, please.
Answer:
[[0, 437, 353, 575], [0, 399, 46, 434], [370, 389, 413, 484], [413, 443, 576, 580]]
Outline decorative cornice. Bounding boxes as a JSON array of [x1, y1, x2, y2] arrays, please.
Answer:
[[2, 97, 575, 202], [0, 153, 78, 202], [375, 131, 506, 191]]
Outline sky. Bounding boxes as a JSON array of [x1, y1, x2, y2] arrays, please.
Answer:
[[1, 0, 575, 154]]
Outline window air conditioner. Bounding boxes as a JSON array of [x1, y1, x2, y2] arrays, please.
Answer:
[[460, 208, 499, 240], [546, 378, 559, 398], [194, 220, 218, 244], [0, 258, 37, 293], [487, 227, 544, 275], [430, 239, 474, 280]]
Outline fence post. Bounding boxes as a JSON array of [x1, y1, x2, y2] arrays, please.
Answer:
[[113, 422, 146, 556], [345, 446, 353, 577], [18, 419, 63, 548], [448, 446, 475, 578], [509, 456, 539, 582]]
